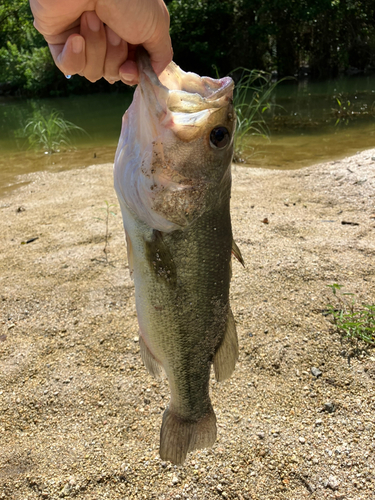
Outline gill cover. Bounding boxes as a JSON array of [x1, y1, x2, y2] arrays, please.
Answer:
[[114, 48, 235, 232]]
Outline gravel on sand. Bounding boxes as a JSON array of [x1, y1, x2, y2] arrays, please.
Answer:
[[1, 149, 374, 499]]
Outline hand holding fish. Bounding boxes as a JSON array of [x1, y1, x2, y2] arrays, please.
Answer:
[[29, 0, 172, 84]]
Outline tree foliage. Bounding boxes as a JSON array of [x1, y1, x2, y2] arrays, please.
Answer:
[[168, 0, 375, 78], [0, 0, 129, 96], [1, 0, 374, 96]]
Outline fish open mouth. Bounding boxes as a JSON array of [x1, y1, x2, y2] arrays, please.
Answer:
[[114, 48, 236, 233], [137, 47, 234, 117], [159, 65, 233, 102]]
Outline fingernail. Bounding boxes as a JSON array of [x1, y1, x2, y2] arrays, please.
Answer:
[[87, 11, 101, 32], [120, 73, 135, 84], [72, 36, 83, 54], [107, 28, 121, 47]]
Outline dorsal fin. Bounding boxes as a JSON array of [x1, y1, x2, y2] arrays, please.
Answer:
[[231, 239, 245, 267]]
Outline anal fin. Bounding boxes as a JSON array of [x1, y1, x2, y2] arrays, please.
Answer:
[[139, 335, 165, 379], [213, 308, 238, 382], [159, 406, 217, 465]]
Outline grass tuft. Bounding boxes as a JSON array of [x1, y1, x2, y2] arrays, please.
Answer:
[[326, 283, 375, 346], [232, 68, 283, 163], [23, 109, 86, 154]]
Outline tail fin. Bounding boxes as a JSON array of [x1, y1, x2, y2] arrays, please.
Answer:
[[159, 406, 217, 465]]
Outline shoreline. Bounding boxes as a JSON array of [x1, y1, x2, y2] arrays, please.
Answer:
[[1, 141, 375, 200], [0, 148, 374, 499]]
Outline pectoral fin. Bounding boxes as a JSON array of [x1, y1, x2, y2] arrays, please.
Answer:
[[125, 230, 134, 277], [213, 309, 238, 382]]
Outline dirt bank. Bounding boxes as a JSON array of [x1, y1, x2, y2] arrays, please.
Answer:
[[0, 149, 374, 500]]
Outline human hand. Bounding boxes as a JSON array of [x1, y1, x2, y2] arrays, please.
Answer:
[[30, 0, 172, 84]]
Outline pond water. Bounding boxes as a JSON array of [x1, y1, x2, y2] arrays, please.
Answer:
[[0, 92, 132, 196], [0, 74, 374, 196], [247, 73, 375, 168]]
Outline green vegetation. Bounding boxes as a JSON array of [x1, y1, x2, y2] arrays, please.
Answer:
[[1, 0, 375, 97], [332, 97, 354, 126], [232, 68, 282, 162], [22, 110, 86, 154], [326, 284, 375, 346], [0, 1, 128, 96], [167, 0, 375, 79], [0, 1, 60, 95], [331, 95, 375, 126]]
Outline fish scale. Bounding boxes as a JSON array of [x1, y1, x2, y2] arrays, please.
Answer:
[[140, 203, 232, 411]]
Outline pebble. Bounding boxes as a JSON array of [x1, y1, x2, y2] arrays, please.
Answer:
[[325, 475, 340, 490], [2, 154, 374, 500], [60, 483, 72, 496], [299, 437, 306, 444], [311, 367, 322, 377], [324, 402, 335, 413]]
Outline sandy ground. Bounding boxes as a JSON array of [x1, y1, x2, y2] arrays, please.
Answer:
[[0, 149, 374, 500]]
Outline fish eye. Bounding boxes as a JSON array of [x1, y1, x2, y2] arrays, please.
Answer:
[[209, 126, 230, 149]]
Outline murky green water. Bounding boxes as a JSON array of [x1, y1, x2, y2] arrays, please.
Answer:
[[244, 73, 375, 168], [0, 92, 132, 196], [0, 75, 374, 196]]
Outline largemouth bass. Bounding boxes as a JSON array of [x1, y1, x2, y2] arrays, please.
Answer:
[[114, 48, 243, 465]]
